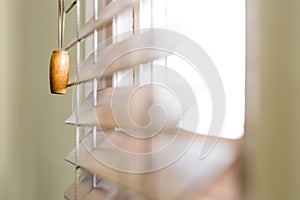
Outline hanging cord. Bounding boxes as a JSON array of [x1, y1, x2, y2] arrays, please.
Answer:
[[75, 0, 81, 199], [132, 8, 135, 33], [61, 0, 66, 49], [132, 7, 135, 85], [92, 0, 98, 189], [150, 0, 153, 83], [58, 0, 66, 50], [50, 0, 69, 95], [58, 0, 62, 49], [165, 0, 168, 84]]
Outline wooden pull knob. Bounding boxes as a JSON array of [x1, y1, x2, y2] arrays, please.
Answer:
[[49, 50, 70, 94]]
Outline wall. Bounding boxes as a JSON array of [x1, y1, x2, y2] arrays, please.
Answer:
[[0, 0, 74, 199], [246, 0, 300, 199]]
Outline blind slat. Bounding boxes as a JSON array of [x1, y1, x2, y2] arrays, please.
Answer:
[[64, 175, 106, 200], [67, 30, 175, 86], [65, 88, 111, 126], [65, 129, 240, 200], [65, 84, 193, 129], [65, 0, 139, 50], [64, 172, 145, 200]]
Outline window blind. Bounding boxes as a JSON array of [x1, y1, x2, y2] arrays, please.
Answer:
[[50, 0, 243, 199]]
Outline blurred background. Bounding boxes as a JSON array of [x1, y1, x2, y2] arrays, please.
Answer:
[[1, 0, 300, 200]]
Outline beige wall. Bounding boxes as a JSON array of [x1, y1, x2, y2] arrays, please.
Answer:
[[0, 0, 74, 199], [246, 0, 300, 200]]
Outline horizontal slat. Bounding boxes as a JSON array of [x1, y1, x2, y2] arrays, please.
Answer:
[[64, 185, 105, 200], [65, 84, 194, 130], [65, 129, 240, 200], [65, 0, 139, 50], [68, 30, 173, 85], [64, 172, 144, 200], [65, 88, 112, 126]]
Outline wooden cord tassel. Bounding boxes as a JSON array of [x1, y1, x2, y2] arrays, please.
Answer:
[[50, 50, 70, 94], [49, 0, 70, 95]]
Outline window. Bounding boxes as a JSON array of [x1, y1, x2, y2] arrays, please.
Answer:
[[114, 0, 245, 139]]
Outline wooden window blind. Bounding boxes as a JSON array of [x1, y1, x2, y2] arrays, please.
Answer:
[[50, 0, 243, 199]]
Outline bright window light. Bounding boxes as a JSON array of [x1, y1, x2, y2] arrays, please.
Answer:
[[148, 0, 245, 139], [116, 0, 245, 139]]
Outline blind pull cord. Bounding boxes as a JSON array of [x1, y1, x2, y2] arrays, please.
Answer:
[[49, 0, 70, 95]]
